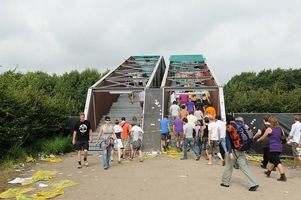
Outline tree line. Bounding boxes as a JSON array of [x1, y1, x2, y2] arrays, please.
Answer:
[[0, 68, 108, 160], [224, 68, 301, 113], [1, 67, 300, 160]]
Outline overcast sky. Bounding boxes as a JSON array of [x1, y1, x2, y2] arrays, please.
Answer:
[[1, 0, 300, 84]]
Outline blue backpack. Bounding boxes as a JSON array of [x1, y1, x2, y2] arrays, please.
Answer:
[[227, 120, 252, 151]]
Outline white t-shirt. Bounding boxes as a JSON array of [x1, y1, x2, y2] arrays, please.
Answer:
[[215, 120, 226, 139], [289, 121, 301, 143], [131, 125, 144, 141], [170, 104, 180, 117], [208, 121, 219, 140], [187, 114, 197, 128]]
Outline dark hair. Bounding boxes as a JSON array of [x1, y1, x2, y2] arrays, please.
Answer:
[[181, 105, 186, 109], [121, 117, 126, 121], [182, 117, 188, 123], [263, 115, 270, 122], [115, 119, 119, 125], [104, 116, 110, 121], [204, 117, 210, 123], [173, 101, 177, 104], [226, 115, 235, 125]]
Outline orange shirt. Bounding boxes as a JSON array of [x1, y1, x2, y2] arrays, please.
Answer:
[[119, 121, 131, 139], [205, 106, 216, 117]]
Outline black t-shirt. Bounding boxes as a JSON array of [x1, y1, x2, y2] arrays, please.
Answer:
[[74, 120, 91, 141], [203, 124, 209, 138], [260, 123, 271, 148]]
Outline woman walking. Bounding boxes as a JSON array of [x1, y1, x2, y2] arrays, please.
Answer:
[[96, 116, 117, 170], [257, 115, 287, 181]]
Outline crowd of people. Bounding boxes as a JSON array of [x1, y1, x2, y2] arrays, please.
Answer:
[[72, 91, 301, 191]]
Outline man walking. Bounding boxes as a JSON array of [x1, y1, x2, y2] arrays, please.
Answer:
[[180, 117, 200, 161], [72, 112, 93, 169], [286, 115, 301, 169]]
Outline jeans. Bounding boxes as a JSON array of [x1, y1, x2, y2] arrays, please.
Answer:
[[220, 138, 227, 153], [195, 136, 202, 154], [100, 141, 112, 168], [183, 138, 200, 159]]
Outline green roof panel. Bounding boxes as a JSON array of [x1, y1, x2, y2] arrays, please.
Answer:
[[169, 55, 205, 63]]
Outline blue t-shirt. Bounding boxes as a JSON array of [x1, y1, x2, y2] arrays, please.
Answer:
[[160, 118, 170, 134]]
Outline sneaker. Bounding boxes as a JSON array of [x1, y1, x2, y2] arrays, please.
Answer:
[[288, 166, 296, 170], [84, 160, 89, 166], [180, 157, 187, 160], [222, 160, 226, 166], [77, 164, 82, 169], [110, 157, 114, 162], [220, 183, 229, 188], [249, 185, 259, 191], [196, 156, 201, 161], [104, 167, 108, 170], [264, 170, 271, 178], [140, 159, 143, 162], [118, 160, 121, 164]]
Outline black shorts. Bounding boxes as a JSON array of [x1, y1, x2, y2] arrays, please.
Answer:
[[269, 152, 281, 166], [76, 140, 89, 151], [161, 133, 170, 141]]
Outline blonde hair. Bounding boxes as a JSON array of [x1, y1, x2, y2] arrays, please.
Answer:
[[268, 116, 279, 127]]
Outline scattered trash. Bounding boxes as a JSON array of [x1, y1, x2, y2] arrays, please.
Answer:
[[8, 177, 33, 184], [22, 170, 58, 185], [38, 183, 49, 188], [0, 187, 35, 199], [25, 156, 35, 163]]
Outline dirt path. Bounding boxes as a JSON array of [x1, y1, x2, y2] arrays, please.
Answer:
[[16, 152, 301, 200]]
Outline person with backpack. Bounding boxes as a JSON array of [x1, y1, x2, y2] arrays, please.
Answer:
[[221, 116, 259, 191], [257, 115, 287, 182]]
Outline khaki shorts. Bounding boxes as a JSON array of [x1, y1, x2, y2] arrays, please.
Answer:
[[208, 140, 220, 155], [174, 132, 184, 143], [291, 142, 300, 157], [122, 138, 129, 149]]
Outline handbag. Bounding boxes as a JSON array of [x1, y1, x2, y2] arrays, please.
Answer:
[[132, 139, 142, 149], [105, 137, 114, 147], [280, 129, 287, 144]]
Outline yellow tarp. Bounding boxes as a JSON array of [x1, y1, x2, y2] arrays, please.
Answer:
[[25, 156, 35, 163], [16, 194, 46, 200], [40, 157, 62, 163], [22, 170, 58, 185], [0, 187, 35, 198], [36, 188, 64, 199], [51, 180, 78, 189], [162, 149, 183, 158]]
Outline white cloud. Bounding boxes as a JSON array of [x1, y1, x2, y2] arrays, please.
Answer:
[[1, 0, 301, 84]]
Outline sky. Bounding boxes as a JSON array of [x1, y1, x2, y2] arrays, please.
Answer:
[[1, 0, 301, 84]]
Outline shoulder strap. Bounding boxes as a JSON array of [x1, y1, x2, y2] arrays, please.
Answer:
[[121, 122, 126, 128]]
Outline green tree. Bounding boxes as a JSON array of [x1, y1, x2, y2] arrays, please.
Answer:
[[224, 68, 301, 113]]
